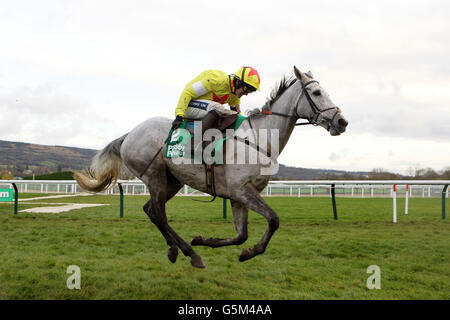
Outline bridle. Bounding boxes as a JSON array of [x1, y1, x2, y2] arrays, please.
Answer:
[[261, 79, 341, 131]]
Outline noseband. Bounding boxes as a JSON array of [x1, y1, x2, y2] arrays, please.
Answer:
[[261, 79, 340, 131]]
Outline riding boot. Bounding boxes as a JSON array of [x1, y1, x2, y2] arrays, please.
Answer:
[[190, 110, 220, 158]]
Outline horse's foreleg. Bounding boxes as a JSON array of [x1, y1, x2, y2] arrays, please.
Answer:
[[191, 200, 248, 248], [236, 183, 279, 262]]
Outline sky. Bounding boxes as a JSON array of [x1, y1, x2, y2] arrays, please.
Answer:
[[0, 0, 449, 175]]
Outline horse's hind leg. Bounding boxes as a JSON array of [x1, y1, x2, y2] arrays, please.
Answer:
[[145, 168, 205, 268], [143, 176, 181, 263], [144, 199, 178, 263], [235, 183, 280, 262], [191, 200, 248, 248]]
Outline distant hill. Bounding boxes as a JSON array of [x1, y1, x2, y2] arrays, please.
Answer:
[[22, 171, 74, 180], [274, 164, 370, 180], [0, 139, 371, 180], [0, 140, 97, 177]]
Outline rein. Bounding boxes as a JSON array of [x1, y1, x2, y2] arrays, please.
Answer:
[[260, 79, 340, 131]]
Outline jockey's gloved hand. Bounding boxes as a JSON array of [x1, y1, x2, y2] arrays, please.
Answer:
[[230, 106, 241, 113], [171, 115, 183, 130]]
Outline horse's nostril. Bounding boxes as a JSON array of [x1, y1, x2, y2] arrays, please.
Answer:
[[338, 118, 348, 128]]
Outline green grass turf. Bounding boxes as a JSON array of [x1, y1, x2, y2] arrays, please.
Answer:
[[0, 195, 448, 299]]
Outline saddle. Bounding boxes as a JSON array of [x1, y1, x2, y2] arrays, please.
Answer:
[[184, 113, 239, 135]]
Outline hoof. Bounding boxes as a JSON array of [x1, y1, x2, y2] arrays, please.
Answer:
[[191, 235, 206, 246], [168, 246, 178, 263], [190, 254, 206, 269], [239, 248, 252, 262]]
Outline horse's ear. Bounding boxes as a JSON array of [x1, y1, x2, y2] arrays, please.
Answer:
[[306, 70, 314, 78], [294, 66, 302, 80], [293, 66, 308, 83]]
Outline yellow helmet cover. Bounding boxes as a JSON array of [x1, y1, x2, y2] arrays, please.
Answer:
[[235, 66, 260, 90]]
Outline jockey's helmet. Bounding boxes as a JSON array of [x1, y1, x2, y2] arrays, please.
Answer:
[[234, 66, 260, 92]]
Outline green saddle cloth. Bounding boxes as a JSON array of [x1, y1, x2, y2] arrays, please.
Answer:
[[165, 114, 247, 164]]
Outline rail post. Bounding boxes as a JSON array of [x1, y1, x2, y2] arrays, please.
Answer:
[[331, 184, 338, 220], [405, 184, 409, 215], [118, 183, 124, 218], [443, 184, 449, 220], [393, 184, 397, 223], [12, 183, 18, 215], [223, 198, 227, 220]]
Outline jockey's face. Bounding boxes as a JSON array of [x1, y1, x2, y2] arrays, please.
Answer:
[[235, 87, 248, 98]]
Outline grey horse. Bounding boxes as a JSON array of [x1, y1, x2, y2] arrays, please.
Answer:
[[74, 66, 348, 268]]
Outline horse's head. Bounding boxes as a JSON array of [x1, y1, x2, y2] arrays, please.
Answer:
[[293, 66, 348, 136]]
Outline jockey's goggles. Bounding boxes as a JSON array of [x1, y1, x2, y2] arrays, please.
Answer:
[[242, 84, 257, 93]]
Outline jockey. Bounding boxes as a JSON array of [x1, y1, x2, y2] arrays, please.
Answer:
[[171, 66, 260, 131]]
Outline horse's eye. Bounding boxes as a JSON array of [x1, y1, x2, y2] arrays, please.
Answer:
[[312, 90, 321, 96]]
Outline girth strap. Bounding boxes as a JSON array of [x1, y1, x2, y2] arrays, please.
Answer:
[[205, 164, 216, 196], [192, 164, 217, 203]]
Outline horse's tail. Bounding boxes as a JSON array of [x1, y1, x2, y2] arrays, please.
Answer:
[[74, 134, 128, 193]]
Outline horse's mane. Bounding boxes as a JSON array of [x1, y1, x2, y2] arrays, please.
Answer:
[[246, 76, 297, 117], [267, 76, 297, 107]]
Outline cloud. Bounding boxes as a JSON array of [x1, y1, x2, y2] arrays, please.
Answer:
[[0, 84, 122, 148], [344, 90, 450, 143], [329, 149, 350, 162], [329, 152, 340, 162]]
